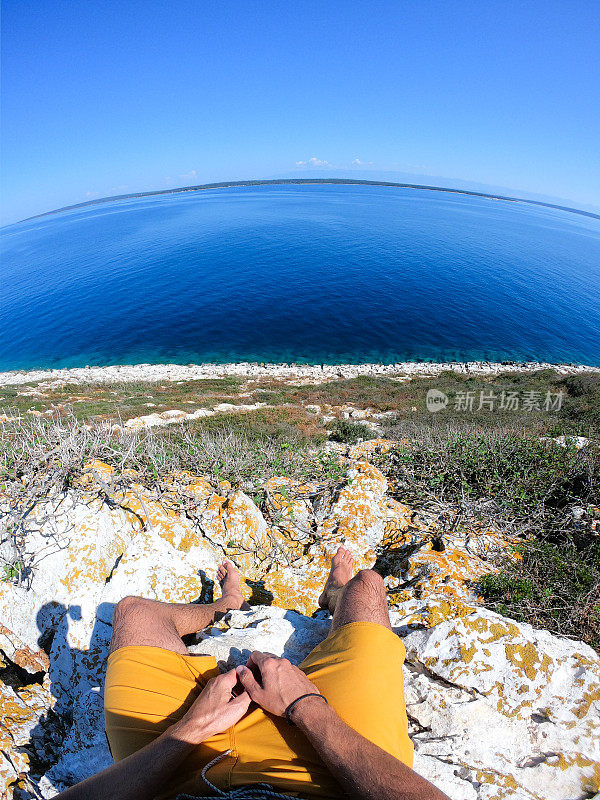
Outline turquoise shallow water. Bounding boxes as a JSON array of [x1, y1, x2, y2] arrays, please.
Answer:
[[1, 184, 599, 371]]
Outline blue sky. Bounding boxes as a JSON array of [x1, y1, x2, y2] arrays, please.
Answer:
[[2, 0, 599, 225]]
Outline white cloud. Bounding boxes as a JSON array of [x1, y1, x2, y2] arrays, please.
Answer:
[[351, 158, 362, 166], [295, 157, 331, 168], [85, 191, 99, 199], [180, 169, 198, 181]]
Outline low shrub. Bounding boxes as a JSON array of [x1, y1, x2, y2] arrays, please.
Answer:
[[328, 419, 373, 444], [387, 433, 600, 649], [479, 539, 600, 649]]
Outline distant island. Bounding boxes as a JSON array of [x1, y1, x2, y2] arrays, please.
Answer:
[[22, 178, 600, 223]]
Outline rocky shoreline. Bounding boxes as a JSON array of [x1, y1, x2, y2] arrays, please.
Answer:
[[1, 359, 599, 387]]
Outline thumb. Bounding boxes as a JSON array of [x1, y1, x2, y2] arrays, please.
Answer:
[[236, 664, 263, 701]]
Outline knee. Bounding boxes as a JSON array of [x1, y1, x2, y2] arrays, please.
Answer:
[[112, 595, 147, 623], [352, 569, 385, 594]]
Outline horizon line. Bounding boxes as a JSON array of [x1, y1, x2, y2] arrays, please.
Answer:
[[14, 178, 600, 224]]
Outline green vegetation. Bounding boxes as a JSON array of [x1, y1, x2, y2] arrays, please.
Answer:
[[2, 561, 24, 583], [479, 539, 600, 650], [3, 369, 600, 438], [2, 367, 599, 647], [328, 418, 373, 444], [387, 431, 600, 649], [388, 432, 589, 517], [0, 376, 245, 422]]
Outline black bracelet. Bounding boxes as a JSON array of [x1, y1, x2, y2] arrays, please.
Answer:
[[285, 692, 328, 726]]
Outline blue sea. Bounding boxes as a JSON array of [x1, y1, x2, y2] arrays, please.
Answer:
[[1, 183, 599, 371]]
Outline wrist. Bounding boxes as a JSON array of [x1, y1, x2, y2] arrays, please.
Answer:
[[168, 715, 209, 746], [289, 694, 333, 728]]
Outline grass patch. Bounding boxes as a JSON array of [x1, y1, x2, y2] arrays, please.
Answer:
[[383, 370, 600, 439], [3, 369, 599, 438]]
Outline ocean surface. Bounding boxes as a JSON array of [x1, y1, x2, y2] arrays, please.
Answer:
[[1, 184, 599, 371]]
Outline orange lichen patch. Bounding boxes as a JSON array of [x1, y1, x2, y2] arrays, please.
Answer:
[[566, 653, 600, 722], [504, 642, 552, 682], [117, 487, 186, 547], [472, 768, 522, 800], [80, 459, 115, 484], [490, 681, 534, 719], [461, 616, 521, 643], [545, 752, 599, 776], [422, 598, 478, 628], [262, 477, 319, 538], [330, 501, 379, 540], [183, 476, 216, 499], [319, 464, 385, 543], [571, 686, 600, 720], [346, 438, 396, 460], [0, 625, 49, 673], [59, 516, 131, 595], [259, 548, 375, 616], [460, 641, 478, 664], [407, 543, 493, 602], [12, 645, 49, 673], [347, 459, 388, 494], [263, 476, 320, 501], [0, 678, 53, 797], [382, 498, 413, 536], [262, 563, 326, 615], [580, 761, 600, 794], [148, 572, 206, 604]]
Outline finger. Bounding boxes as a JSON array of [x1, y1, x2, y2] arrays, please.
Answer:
[[229, 690, 252, 714], [215, 668, 239, 691], [246, 650, 278, 670], [236, 664, 264, 701]]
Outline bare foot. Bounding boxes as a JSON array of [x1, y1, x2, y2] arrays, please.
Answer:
[[319, 545, 354, 613], [216, 560, 245, 609]]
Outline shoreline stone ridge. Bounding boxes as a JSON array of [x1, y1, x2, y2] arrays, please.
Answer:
[[1, 359, 599, 387]]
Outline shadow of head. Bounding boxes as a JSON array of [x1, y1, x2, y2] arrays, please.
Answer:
[[36, 601, 82, 651]]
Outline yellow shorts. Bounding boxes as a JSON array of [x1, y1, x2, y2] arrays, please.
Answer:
[[104, 621, 413, 799]]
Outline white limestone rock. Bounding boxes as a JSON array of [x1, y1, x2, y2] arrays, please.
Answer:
[[21, 603, 599, 800], [1, 461, 599, 800]]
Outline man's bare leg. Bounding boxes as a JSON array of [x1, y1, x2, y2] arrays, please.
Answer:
[[109, 560, 248, 655], [318, 545, 391, 632]]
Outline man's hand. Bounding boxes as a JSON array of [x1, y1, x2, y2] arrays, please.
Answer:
[[236, 651, 321, 716], [172, 668, 251, 743]]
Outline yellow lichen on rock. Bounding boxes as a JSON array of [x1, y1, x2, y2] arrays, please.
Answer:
[[0, 667, 53, 799]]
